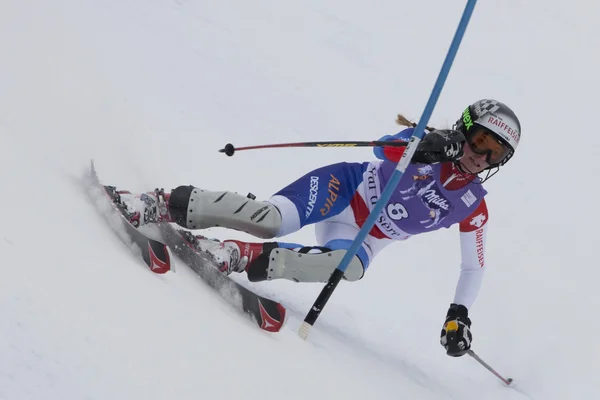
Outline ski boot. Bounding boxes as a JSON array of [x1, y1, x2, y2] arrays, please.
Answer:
[[177, 230, 271, 276], [104, 186, 172, 228]]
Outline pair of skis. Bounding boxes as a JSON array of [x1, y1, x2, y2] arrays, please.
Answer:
[[85, 161, 285, 332]]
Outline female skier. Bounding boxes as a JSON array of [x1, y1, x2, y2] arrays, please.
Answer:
[[115, 98, 521, 356]]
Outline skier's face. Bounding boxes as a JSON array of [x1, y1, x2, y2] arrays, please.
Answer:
[[460, 142, 490, 173]]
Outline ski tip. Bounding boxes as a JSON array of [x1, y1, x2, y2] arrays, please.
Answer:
[[257, 300, 285, 333], [148, 243, 171, 274], [298, 321, 312, 340], [506, 378, 513, 385]]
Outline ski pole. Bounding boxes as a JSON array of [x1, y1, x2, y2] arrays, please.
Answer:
[[467, 350, 513, 386], [218, 141, 407, 156], [298, 0, 478, 340]]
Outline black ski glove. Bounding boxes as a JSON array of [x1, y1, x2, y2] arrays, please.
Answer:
[[440, 303, 472, 357], [412, 129, 465, 164]]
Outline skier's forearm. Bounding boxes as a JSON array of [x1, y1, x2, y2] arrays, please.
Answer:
[[453, 267, 485, 309]]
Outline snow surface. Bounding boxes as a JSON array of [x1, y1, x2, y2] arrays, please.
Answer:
[[1, 1, 599, 399]]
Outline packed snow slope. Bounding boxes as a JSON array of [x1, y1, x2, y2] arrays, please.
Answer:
[[1, 1, 599, 399]]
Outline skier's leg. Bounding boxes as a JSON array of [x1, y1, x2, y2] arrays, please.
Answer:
[[181, 232, 364, 282], [109, 187, 284, 237], [167, 161, 369, 238], [239, 205, 393, 283]]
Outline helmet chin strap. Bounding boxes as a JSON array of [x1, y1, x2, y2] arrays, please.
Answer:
[[454, 160, 500, 184]]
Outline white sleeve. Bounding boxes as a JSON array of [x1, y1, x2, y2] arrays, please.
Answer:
[[453, 224, 487, 309], [453, 199, 489, 310]]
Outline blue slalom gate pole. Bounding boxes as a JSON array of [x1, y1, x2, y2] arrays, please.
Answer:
[[299, 0, 478, 339]]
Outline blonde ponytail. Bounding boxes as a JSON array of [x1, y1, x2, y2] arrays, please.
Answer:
[[396, 114, 435, 133]]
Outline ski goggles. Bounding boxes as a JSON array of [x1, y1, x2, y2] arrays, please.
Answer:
[[467, 128, 512, 165]]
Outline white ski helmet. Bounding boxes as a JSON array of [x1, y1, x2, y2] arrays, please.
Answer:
[[454, 99, 521, 167]]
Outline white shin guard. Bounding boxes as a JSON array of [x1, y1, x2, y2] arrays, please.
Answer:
[[170, 186, 282, 239], [265, 248, 364, 283]]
